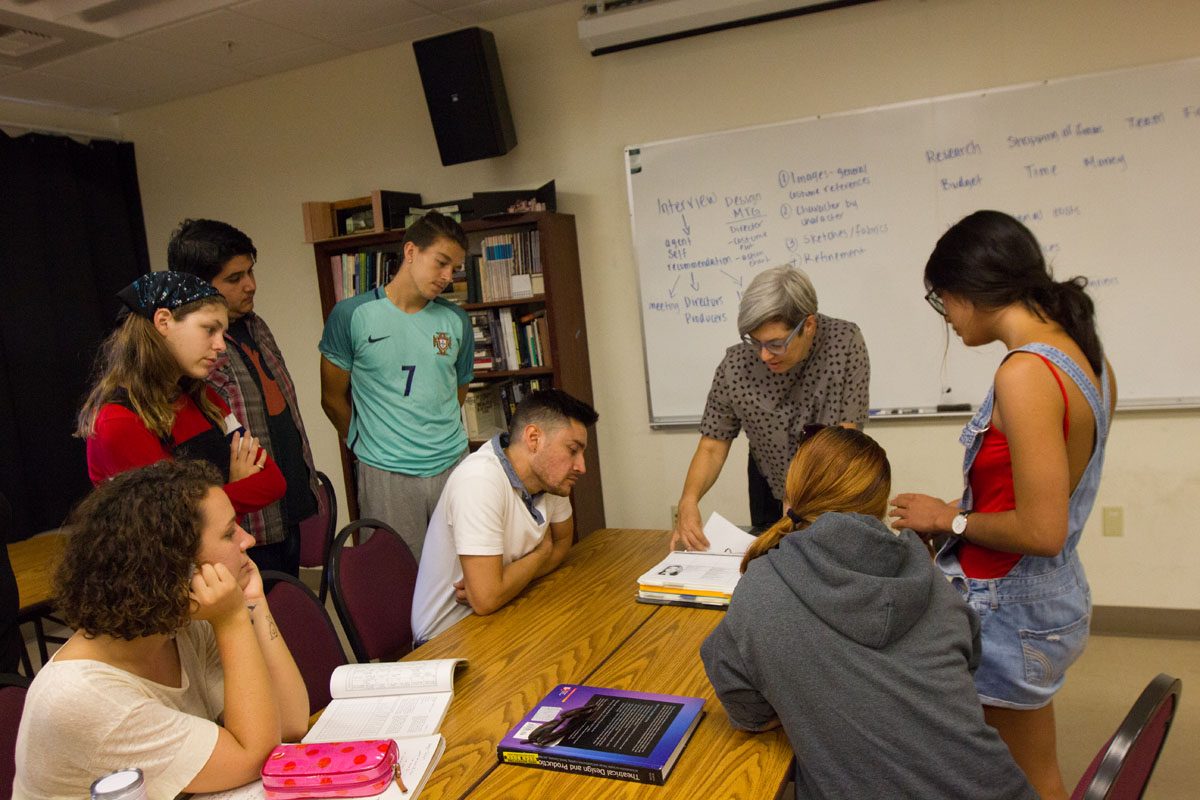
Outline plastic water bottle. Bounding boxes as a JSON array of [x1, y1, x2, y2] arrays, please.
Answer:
[[90, 768, 149, 800]]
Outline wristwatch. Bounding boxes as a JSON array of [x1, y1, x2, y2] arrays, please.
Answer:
[[951, 510, 972, 536]]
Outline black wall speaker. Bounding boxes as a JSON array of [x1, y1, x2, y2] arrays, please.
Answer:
[[413, 28, 517, 167]]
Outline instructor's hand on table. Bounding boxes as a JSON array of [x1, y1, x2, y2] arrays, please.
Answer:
[[669, 502, 709, 551]]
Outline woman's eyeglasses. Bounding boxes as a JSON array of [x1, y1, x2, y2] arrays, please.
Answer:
[[924, 286, 946, 317], [526, 698, 601, 746], [742, 319, 805, 355]]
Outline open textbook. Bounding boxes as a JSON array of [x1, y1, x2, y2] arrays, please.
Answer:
[[638, 512, 757, 608], [306, 659, 466, 742], [191, 659, 464, 800], [693, 510, 757, 554]]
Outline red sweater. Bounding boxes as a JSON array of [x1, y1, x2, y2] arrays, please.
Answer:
[[87, 388, 286, 517]]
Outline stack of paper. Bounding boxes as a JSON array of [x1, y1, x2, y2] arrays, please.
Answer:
[[637, 512, 757, 608]]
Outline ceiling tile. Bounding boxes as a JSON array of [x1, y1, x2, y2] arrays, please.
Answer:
[[59, 0, 237, 39], [410, 0, 492, 11], [123, 65, 253, 110], [129, 9, 329, 67], [0, 68, 138, 113], [445, 0, 559, 25], [33, 40, 229, 92], [233, 0, 428, 40], [324, 13, 460, 52], [237, 40, 349, 77]]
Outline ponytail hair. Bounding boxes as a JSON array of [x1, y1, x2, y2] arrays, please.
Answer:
[[924, 210, 1104, 374], [741, 427, 891, 572]]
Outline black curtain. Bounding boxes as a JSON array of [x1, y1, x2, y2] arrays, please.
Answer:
[[0, 131, 149, 541]]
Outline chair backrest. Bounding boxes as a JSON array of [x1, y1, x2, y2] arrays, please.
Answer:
[[298, 471, 337, 570], [1072, 673, 1182, 800], [0, 672, 31, 800], [262, 571, 347, 712], [328, 519, 419, 663]]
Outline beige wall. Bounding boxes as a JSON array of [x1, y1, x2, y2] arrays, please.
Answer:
[[106, 0, 1200, 609]]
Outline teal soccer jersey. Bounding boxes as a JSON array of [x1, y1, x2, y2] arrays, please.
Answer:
[[320, 289, 473, 475]]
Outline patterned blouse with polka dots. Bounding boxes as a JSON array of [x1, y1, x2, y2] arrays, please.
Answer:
[[698, 313, 870, 501]]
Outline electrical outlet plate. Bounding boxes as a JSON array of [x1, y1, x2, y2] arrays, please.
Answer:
[[670, 505, 679, 528], [1102, 506, 1124, 537]]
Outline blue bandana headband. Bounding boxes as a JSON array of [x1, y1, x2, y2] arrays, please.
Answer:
[[117, 271, 221, 319]]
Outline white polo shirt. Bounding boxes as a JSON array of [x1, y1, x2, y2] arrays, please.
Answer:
[[411, 436, 572, 642]]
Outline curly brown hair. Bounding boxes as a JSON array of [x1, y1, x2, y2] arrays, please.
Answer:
[[54, 459, 222, 639]]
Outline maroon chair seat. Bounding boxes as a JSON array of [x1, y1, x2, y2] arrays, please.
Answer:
[[328, 519, 419, 663], [262, 571, 347, 712], [0, 672, 31, 799], [1071, 672, 1182, 800], [297, 471, 337, 602]]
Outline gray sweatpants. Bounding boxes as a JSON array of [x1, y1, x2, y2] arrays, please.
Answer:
[[356, 451, 466, 563]]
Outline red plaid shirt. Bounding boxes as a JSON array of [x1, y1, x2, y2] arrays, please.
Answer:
[[207, 313, 322, 545]]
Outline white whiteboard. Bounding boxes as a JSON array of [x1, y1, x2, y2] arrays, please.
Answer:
[[626, 58, 1200, 426]]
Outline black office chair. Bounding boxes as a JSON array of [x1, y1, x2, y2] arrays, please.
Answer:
[[1070, 672, 1182, 800]]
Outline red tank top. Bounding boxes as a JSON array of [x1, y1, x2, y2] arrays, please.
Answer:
[[958, 354, 1069, 579]]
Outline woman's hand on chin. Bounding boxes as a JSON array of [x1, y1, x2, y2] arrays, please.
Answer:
[[240, 559, 266, 606], [190, 563, 247, 627]]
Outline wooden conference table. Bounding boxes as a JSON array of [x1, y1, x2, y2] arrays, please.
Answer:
[[8, 532, 69, 668], [403, 528, 794, 800]]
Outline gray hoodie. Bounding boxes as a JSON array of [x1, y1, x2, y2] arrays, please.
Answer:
[[701, 512, 1035, 800]]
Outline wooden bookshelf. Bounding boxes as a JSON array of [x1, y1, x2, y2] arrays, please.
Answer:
[[308, 211, 605, 537]]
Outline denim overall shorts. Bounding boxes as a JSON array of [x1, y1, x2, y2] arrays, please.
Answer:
[[936, 343, 1111, 709]]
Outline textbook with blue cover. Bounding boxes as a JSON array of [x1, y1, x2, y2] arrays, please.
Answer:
[[497, 684, 704, 784]]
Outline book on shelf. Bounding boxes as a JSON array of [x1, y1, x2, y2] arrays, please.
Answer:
[[467, 307, 550, 372], [472, 230, 543, 302], [497, 308, 521, 370], [463, 384, 506, 440], [331, 250, 400, 302], [496, 377, 548, 425], [636, 512, 756, 608], [468, 311, 499, 371], [463, 377, 550, 438], [190, 659, 464, 800], [497, 684, 704, 785]]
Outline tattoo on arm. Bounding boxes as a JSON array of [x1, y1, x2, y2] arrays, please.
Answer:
[[267, 615, 279, 641]]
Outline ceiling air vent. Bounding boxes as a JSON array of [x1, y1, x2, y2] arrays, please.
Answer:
[[578, 0, 878, 56], [0, 24, 63, 57]]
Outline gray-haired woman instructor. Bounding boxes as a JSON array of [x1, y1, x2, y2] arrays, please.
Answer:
[[671, 266, 871, 550]]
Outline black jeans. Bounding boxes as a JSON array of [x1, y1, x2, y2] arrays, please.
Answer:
[[747, 453, 782, 534]]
